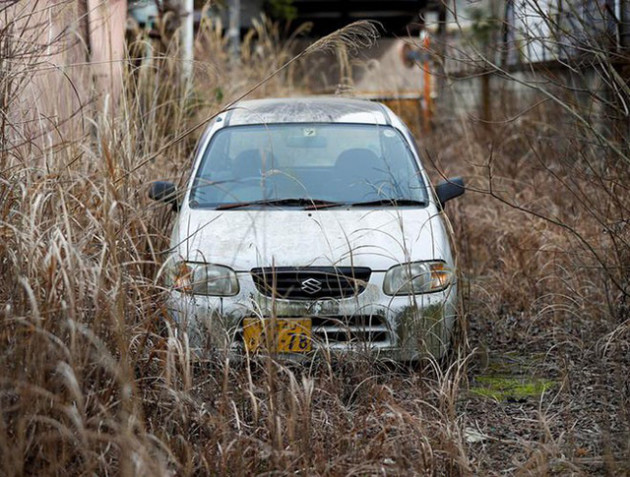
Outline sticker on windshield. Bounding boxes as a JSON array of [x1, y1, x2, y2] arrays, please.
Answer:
[[383, 129, 396, 137], [303, 128, 316, 137]]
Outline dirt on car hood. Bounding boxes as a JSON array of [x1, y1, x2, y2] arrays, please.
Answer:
[[172, 207, 452, 272]]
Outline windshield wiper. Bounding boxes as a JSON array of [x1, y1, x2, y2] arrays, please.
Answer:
[[348, 199, 428, 207], [214, 198, 426, 210], [215, 198, 344, 210]]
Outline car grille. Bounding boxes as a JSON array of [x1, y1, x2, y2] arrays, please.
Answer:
[[311, 315, 389, 343], [234, 314, 390, 345], [251, 266, 371, 300]]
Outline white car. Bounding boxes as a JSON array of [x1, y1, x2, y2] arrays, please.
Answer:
[[150, 97, 464, 362]]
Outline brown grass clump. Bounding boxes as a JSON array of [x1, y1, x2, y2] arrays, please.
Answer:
[[421, 80, 630, 472]]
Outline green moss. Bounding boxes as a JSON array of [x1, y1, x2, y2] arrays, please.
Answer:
[[471, 375, 555, 402]]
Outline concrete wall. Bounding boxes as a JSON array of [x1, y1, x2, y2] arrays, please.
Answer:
[[1, 0, 126, 160], [438, 65, 611, 127], [1, 1, 89, 156], [88, 0, 128, 116]]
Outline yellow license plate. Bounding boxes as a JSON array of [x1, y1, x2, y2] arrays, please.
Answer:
[[243, 318, 312, 353]]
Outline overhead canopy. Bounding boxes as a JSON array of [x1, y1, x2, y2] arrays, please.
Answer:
[[290, 0, 438, 35]]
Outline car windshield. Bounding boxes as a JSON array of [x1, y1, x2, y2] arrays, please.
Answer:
[[189, 123, 429, 208]]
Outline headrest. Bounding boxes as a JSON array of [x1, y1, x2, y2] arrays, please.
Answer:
[[233, 149, 267, 178], [335, 148, 382, 178]]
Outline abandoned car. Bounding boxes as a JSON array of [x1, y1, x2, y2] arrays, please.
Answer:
[[150, 97, 464, 361]]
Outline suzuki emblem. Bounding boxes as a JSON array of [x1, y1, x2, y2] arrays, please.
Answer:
[[301, 278, 323, 295]]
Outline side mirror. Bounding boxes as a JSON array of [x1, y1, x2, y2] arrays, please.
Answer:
[[435, 177, 465, 209], [149, 181, 179, 211]]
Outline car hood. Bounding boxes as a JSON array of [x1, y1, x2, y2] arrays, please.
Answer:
[[172, 207, 452, 272]]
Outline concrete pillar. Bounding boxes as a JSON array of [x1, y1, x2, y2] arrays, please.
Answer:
[[181, 0, 194, 88], [229, 0, 241, 63]]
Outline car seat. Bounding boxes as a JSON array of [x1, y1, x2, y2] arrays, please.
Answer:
[[334, 148, 386, 200], [232, 149, 267, 179]]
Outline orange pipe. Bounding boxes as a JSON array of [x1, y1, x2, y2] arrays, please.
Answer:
[[423, 34, 432, 131]]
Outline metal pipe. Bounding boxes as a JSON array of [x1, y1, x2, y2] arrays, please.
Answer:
[[182, 0, 194, 87]]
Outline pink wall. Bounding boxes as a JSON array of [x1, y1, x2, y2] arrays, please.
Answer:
[[87, 0, 128, 116], [1, 0, 128, 157]]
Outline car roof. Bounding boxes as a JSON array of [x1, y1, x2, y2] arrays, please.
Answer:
[[223, 97, 393, 126]]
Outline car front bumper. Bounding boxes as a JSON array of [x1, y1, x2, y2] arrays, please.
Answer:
[[167, 271, 458, 361]]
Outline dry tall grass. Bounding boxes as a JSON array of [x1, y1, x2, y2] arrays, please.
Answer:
[[427, 100, 630, 474], [0, 2, 628, 475]]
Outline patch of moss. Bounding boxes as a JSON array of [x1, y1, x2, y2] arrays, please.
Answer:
[[471, 375, 555, 402]]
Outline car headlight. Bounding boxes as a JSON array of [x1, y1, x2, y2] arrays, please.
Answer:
[[166, 262, 239, 296], [383, 261, 453, 295]]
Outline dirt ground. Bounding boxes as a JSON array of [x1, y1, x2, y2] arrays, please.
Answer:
[[462, 308, 629, 474]]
